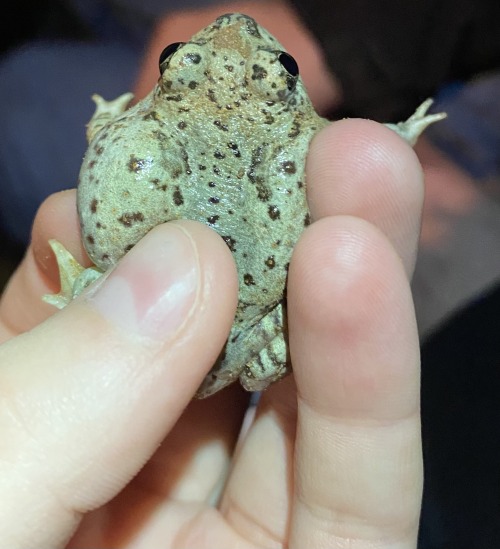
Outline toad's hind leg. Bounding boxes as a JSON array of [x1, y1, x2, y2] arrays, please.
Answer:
[[239, 329, 290, 392], [196, 303, 287, 398], [42, 239, 102, 309]]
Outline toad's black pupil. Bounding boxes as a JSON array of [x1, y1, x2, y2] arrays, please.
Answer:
[[159, 42, 184, 70], [278, 52, 299, 77]]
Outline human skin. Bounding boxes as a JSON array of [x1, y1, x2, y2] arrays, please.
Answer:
[[0, 118, 423, 548]]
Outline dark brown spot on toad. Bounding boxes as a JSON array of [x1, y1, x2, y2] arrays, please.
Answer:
[[173, 186, 184, 206], [252, 64, 267, 80], [86, 235, 95, 245], [177, 121, 187, 129], [118, 212, 145, 227], [143, 111, 160, 121], [222, 236, 236, 252], [244, 16, 262, 37], [150, 178, 168, 191], [90, 198, 98, 213], [185, 52, 201, 64], [207, 215, 219, 225], [228, 142, 241, 157], [288, 121, 300, 138], [128, 155, 148, 173], [207, 89, 217, 103], [265, 256, 275, 269], [209, 196, 220, 204], [244, 274, 255, 286], [281, 160, 297, 174], [179, 146, 192, 175], [262, 112, 275, 124], [257, 182, 271, 202], [268, 205, 280, 220], [247, 145, 272, 201], [214, 120, 229, 132]]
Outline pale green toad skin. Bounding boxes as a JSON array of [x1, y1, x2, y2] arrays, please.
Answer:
[[46, 13, 444, 398], [77, 13, 328, 398]]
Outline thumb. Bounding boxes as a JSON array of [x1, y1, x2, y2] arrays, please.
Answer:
[[0, 220, 237, 548]]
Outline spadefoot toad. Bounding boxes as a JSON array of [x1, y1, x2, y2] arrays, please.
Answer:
[[44, 13, 445, 397]]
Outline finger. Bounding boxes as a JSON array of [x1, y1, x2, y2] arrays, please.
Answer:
[[68, 384, 250, 548], [220, 375, 297, 546], [0, 190, 85, 341], [307, 119, 425, 275], [0, 220, 238, 548], [289, 217, 422, 548], [220, 120, 423, 547]]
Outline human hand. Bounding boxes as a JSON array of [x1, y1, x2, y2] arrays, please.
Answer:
[[0, 119, 423, 548]]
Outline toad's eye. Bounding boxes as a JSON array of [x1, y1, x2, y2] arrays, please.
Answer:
[[159, 42, 185, 74], [278, 52, 299, 77]]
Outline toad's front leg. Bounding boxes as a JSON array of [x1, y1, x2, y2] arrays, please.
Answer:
[[384, 98, 446, 145]]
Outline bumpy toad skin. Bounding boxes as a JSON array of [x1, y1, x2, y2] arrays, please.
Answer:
[[78, 13, 328, 398], [44, 13, 445, 398]]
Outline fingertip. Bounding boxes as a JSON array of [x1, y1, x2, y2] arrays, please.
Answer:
[[306, 119, 425, 273], [288, 215, 419, 417], [308, 118, 424, 212], [289, 215, 400, 336]]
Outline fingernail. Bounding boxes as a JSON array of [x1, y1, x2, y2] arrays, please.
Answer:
[[88, 224, 199, 340]]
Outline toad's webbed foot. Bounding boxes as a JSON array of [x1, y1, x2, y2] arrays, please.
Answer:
[[239, 330, 290, 392]]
